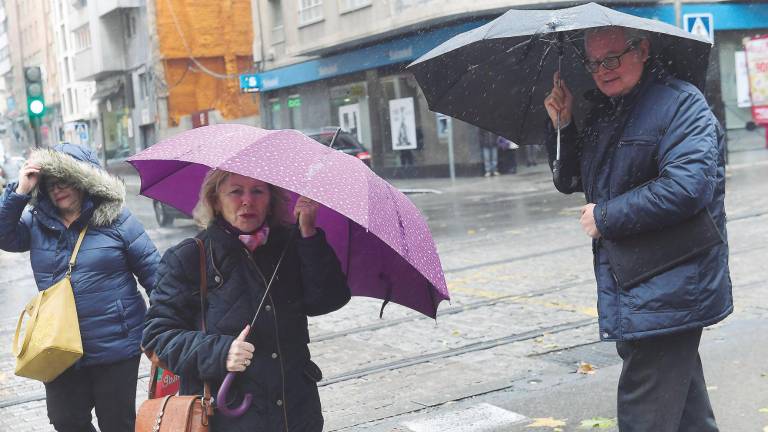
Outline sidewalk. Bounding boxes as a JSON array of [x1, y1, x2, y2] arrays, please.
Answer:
[[112, 127, 768, 194]]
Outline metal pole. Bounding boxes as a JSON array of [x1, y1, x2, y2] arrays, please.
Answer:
[[31, 118, 42, 148], [446, 117, 456, 185], [674, 0, 682, 27]]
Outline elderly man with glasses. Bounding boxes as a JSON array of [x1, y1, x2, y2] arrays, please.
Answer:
[[542, 26, 731, 431]]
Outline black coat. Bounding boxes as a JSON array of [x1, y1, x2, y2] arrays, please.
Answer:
[[142, 223, 351, 431]]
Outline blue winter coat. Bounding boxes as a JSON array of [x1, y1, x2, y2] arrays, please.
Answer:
[[0, 143, 160, 366], [546, 66, 733, 341]]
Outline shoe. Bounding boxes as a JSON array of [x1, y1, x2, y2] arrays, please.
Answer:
[[493, 171, 500, 176], [484, 172, 492, 177]]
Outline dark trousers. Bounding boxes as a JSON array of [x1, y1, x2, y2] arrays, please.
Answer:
[[45, 355, 140, 432], [616, 328, 718, 432]]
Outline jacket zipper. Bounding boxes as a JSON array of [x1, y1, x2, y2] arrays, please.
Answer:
[[244, 251, 289, 430]]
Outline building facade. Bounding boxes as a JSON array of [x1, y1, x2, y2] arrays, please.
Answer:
[[1, 0, 62, 151], [148, 0, 260, 140], [251, 0, 768, 176], [50, 0, 97, 151], [70, 0, 153, 165]]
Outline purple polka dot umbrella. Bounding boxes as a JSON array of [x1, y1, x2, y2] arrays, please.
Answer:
[[128, 124, 449, 318]]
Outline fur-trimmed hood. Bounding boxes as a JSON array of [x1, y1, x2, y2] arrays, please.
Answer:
[[30, 144, 125, 226]]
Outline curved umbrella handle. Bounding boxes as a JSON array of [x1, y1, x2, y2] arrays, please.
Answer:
[[216, 372, 253, 417]]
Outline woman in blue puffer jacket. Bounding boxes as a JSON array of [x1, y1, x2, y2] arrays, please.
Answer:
[[0, 143, 159, 432]]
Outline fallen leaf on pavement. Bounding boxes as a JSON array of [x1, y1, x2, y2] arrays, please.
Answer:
[[526, 417, 567, 428], [467, 229, 477, 235], [579, 417, 617, 429], [577, 361, 596, 375]]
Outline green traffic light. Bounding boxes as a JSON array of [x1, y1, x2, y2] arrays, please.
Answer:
[[24, 66, 46, 120], [29, 100, 44, 115]]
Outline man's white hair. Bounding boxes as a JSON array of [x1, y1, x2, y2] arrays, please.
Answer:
[[584, 26, 650, 50]]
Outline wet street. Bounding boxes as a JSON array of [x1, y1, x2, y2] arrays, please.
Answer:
[[0, 148, 767, 431]]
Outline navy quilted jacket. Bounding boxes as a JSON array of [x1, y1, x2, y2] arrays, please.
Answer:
[[545, 66, 733, 341]]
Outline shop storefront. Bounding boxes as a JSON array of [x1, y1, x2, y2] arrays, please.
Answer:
[[257, 2, 768, 176], [257, 20, 490, 177]]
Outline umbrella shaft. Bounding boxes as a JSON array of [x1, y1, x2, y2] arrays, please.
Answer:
[[556, 113, 561, 160]]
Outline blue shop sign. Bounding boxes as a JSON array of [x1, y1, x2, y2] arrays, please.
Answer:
[[256, 20, 488, 92], [258, 2, 768, 92], [240, 74, 262, 93]]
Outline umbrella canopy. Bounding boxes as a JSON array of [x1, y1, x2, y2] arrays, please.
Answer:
[[128, 124, 449, 318], [407, 2, 712, 147]]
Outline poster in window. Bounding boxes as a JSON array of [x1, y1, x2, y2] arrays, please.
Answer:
[[338, 103, 361, 142], [389, 97, 417, 151], [744, 35, 768, 124]]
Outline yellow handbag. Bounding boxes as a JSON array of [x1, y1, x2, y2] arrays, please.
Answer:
[[13, 226, 88, 383]]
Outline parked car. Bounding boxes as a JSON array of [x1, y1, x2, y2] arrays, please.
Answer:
[[305, 128, 372, 166], [153, 200, 189, 227]]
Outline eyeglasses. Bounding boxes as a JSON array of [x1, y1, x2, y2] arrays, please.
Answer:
[[583, 40, 640, 74], [45, 180, 73, 192]]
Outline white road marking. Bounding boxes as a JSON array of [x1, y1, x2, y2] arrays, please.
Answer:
[[401, 403, 527, 432]]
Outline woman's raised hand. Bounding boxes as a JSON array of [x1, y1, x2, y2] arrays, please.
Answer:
[[226, 325, 255, 372], [294, 196, 319, 238], [16, 161, 41, 195]]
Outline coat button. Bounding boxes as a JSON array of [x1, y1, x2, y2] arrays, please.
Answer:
[[271, 352, 278, 359], [276, 399, 283, 406], [265, 305, 272, 312], [214, 275, 221, 283]]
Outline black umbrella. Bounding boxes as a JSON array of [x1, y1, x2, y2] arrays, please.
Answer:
[[407, 2, 711, 150]]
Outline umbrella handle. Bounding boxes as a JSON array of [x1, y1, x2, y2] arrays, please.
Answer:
[[216, 372, 253, 417]]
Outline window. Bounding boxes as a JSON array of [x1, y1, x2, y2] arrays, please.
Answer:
[[124, 12, 136, 39], [66, 88, 73, 116], [73, 25, 91, 51], [270, 0, 285, 44], [298, 0, 323, 26], [139, 72, 149, 100], [339, 0, 370, 13], [60, 24, 67, 51], [63, 56, 71, 83], [268, 98, 282, 129], [288, 94, 302, 129]]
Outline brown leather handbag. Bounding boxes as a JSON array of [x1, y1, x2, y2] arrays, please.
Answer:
[[135, 239, 214, 432]]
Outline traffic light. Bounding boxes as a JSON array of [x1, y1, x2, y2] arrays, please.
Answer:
[[24, 66, 45, 120]]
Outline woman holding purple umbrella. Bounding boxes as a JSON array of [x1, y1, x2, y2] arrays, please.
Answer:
[[142, 169, 350, 431]]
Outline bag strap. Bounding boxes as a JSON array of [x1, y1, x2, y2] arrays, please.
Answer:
[[192, 238, 213, 419], [12, 293, 44, 358], [14, 226, 87, 359], [145, 238, 212, 420], [66, 226, 89, 278]]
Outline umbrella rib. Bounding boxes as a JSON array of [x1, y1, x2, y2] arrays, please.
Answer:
[[516, 39, 554, 141], [386, 183, 409, 261]]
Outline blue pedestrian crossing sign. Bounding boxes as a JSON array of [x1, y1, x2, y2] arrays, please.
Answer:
[[683, 13, 714, 43], [239, 74, 262, 93]]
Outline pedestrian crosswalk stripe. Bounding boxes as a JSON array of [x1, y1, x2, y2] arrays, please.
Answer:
[[401, 403, 526, 432]]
